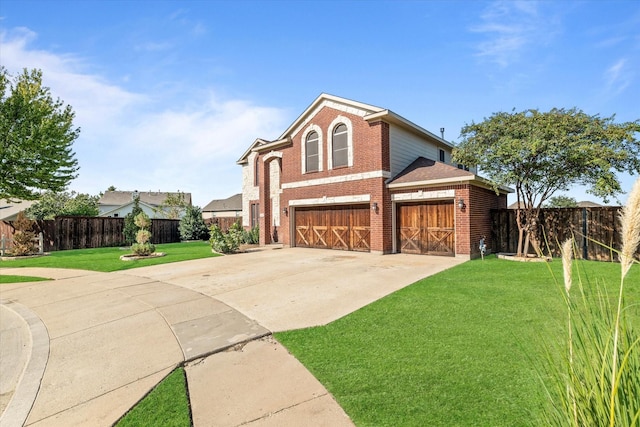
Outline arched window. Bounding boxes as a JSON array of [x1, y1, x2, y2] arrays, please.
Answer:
[[254, 156, 260, 186], [332, 124, 349, 168], [305, 131, 319, 172]]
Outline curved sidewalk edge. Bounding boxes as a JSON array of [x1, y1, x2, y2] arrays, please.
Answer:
[[0, 300, 49, 427]]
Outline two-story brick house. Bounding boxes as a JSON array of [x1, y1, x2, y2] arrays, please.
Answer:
[[237, 94, 510, 258]]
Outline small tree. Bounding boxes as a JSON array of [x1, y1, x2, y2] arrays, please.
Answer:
[[131, 212, 155, 256], [156, 191, 188, 219], [123, 196, 143, 245], [11, 212, 36, 256], [453, 108, 640, 257], [179, 205, 208, 240]]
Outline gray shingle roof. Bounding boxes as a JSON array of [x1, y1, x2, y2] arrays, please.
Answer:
[[388, 157, 474, 185], [203, 194, 242, 212]]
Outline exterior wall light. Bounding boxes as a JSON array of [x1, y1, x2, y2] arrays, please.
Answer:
[[282, 207, 288, 215], [458, 198, 466, 210], [371, 202, 378, 213]]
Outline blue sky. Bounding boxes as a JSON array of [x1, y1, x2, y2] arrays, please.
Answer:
[[1, 0, 639, 207]]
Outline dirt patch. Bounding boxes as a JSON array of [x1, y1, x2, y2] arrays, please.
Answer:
[[497, 253, 552, 262], [119, 252, 166, 261]]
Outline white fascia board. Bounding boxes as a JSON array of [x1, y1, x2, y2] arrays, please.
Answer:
[[277, 93, 384, 140], [251, 137, 292, 153], [237, 138, 271, 165]]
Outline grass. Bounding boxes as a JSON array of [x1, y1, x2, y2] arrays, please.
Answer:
[[275, 256, 639, 427], [0, 241, 218, 272], [116, 367, 191, 427], [0, 275, 51, 283]]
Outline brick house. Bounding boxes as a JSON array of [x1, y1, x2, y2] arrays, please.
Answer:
[[237, 94, 510, 258]]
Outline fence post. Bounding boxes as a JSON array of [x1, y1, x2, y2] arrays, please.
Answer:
[[582, 208, 588, 260], [38, 232, 44, 254], [1, 234, 5, 256]]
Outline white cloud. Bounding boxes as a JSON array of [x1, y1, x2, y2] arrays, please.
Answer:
[[0, 26, 287, 207], [604, 58, 633, 96], [470, 0, 555, 68]]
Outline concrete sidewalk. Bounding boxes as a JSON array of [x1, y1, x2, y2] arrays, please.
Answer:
[[1, 248, 464, 426]]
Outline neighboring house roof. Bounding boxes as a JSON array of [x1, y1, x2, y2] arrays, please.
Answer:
[[203, 194, 242, 212], [388, 157, 512, 193], [577, 201, 603, 208], [237, 93, 453, 165], [99, 191, 192, 207], [99, 200, 158, 218], [0, 199, 35, 221]]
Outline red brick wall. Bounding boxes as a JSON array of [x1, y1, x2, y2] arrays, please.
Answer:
[[467, 186, 506, 257], [389, 183, 505, 257], [261, 106, 392, 252]]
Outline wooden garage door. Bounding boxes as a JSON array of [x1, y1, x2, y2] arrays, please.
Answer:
[[397, 201, 455, 256], [295, 205, 370, 252]]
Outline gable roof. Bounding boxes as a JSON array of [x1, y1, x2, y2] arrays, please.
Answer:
[[388, 157, 512, 194], [203, 193, 243, 212], [99, 191, 192, 207], [99, 199, 158, 217], [0, 199, 35, 221], [237, 93, 453, 164]]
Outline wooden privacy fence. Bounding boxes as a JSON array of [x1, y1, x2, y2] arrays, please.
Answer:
[[1, 217, 181, 252], [491, 207, 639, 261], [205, 217, 241, 232]]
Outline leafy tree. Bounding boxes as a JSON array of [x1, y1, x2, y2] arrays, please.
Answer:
[[156, 191, 188, 219], [179, 205, 208, 240], [123, 196, 144, 245], [107, 185, 117, 192], [0, 67, 79, 201], [544, 195, 578, 208], [25, 190, 99, 219], [453, 108, 640, 257]]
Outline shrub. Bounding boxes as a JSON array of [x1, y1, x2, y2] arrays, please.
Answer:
[[242, 225, 259, 244], [136, 229, 151, 244], [179, 205, 208, 240], [131, 242, 155, 256], [11, 212, 36, 256], [209, 224, 239, 254]]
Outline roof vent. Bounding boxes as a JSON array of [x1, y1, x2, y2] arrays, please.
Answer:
[[440, 127, 445, 139], [132, 190, 139, 200]]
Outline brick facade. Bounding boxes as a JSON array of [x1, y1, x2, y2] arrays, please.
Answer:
[[239, 94, 510, 258]]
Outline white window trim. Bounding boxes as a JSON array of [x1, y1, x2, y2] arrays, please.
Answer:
[[327, 115, 353, 170], [301, 124, 323, 174]]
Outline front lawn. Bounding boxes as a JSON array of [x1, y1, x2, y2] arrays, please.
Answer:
[[276, 256, 639, 426], [0, 275, 51, 284], [116, 367, 191, 427], [0, 241, 218, 272]]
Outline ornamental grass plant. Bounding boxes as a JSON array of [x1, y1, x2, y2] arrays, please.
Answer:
[[542, 178, 640, 426]]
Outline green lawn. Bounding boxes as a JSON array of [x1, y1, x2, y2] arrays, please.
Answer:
[[275, 256, 639, 427], [116, 367, 191, 427], [0, 241, 218, 272], [0, 275, 51, 283]]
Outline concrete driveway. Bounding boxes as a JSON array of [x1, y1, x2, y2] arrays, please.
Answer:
[[1, 248, 465, 426], [124, 247, 465, 332]]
